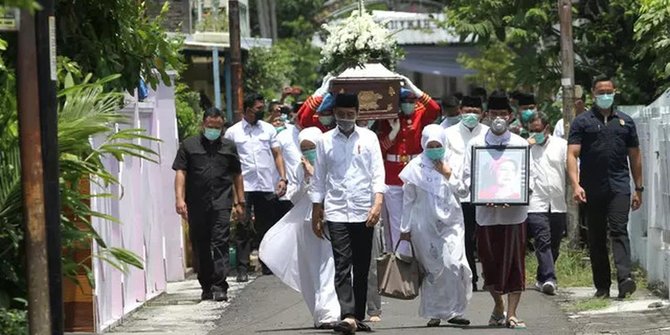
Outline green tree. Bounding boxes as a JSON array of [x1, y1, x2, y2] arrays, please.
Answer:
[[634, 0, 670, 91], [444, 0, 662, 104], [457, 40, 516, 93], [56, 0, 184, 92], [175, 83, 202, 140], [243, 44, 295, 100]]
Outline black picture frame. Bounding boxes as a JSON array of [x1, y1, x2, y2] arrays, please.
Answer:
[[470, 145, 530, 205]]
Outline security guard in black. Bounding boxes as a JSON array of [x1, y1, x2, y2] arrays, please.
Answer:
[[172, 108, 243, 302], [568, 106, 639, 196]]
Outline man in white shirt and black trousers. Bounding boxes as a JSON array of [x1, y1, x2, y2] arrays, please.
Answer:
[[224, 93, 288, 282], [526, 112, 568, 296], [311, 93, 386, 334]]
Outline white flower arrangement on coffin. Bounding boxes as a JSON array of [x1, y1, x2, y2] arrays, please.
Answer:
[[320, 10, 404, 74]]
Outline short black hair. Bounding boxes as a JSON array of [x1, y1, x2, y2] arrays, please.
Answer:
[[203, 107, 224, 121], [592, 75, 616, 89], [334, 93, 359, 110], [530, 111, 550, 127], [244, 93, 264, 110]]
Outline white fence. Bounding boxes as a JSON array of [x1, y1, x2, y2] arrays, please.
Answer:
[[90, 75, 185, 332], [625, 89, 670, 296]]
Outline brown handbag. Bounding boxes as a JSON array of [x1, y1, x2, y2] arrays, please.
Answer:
[[376, 239, 423, 300]]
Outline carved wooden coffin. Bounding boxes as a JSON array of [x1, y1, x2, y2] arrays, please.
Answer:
[[330, 63, 402, 121]]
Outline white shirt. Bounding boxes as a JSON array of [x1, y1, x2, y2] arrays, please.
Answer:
[[276, 125, 303, 201], [311, 126, 386, 222], [463, 131, 529, 226], [444, 122, 490, 203], [553, 118, 565, 139], [224, 119, 280, 193], [529, 136, 567, 213]]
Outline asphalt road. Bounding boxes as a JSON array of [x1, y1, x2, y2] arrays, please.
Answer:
[[210, 275, 575, 335]]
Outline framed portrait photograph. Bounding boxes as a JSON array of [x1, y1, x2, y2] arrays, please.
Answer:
[[470, 146, 530, 205]]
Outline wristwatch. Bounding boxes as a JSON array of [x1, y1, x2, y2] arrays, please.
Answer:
[[635, 186, 644, 192], [279, 178, 288, 184], [234, 202, 245, 207]]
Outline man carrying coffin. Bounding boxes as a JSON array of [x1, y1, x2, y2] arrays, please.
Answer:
[[376, 76, 441, 255]]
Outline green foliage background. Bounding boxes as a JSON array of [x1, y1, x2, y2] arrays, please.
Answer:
[[444, 0, 669, 107]]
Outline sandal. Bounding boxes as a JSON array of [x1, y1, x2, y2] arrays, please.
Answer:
[[426, 318, 441, 327], [506, 316, 527, 329], [488, 312, 506, 327]]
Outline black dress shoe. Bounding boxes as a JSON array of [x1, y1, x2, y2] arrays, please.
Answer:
[[201, 291, 213, 301], [618, 278, 636, 299], [448, 316, 471, 325], [314, 321, 337, 329], [594, 289, 610, 299], [333, 320, 356, 334], [236, 269, 249, 283], [213, 290, 228, 302], [355, 320, 372, 332]]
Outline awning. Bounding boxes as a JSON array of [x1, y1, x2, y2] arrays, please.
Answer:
[[397, 45, 478, 77]]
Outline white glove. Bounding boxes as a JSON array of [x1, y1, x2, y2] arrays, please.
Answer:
[[400, 75, 423, 97], [314, 73, 334, 97], [388, 118, 400, 142]]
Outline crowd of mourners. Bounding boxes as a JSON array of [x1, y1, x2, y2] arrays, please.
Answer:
[[173, 74, 644, 334]]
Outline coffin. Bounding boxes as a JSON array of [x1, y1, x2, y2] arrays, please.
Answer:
[[330, 63, 402, 121]]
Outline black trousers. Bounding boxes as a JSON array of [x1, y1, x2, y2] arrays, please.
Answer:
[[188, 207, 231, 292], [584, 193, 632, 290], [327, 221, 374, 321], [462, 203, 478, 285], [527, 212, 566, 283], [277, 199, 294, 219], [237, 191, 278, 272]]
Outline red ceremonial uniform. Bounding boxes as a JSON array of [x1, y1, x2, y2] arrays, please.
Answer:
[[296, 95, 331, 132], [378, 93, 441, 186]]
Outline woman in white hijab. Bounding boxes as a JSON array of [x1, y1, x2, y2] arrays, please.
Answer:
[[398, 124, 473, 327], [259, 127, 340, 329]]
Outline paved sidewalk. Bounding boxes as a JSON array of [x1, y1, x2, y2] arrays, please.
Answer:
[[211, 275, 574, 335], [106, 275, 255, 335], [559, 287, 670, 335]]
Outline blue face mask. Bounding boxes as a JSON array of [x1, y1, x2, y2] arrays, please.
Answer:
[[595, 93, 615, 109], [461, 113, 479, 128], [400, 102, 415, 115], [424, 147, 445, 161], [203, 127, 221, 141], [521, 109, 535, 123], [529, 131, 546, 145], [319, 115, 333, 126], [444, 115, 462, 127], [303, 149, 317, 165]]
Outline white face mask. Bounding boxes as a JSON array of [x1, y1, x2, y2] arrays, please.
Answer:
[[336, 117, 356, 132], [490, 117, 508, 135]]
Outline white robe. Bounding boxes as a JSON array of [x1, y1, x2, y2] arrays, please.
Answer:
[[400, 164, 472, 320], [259, 182, 340, 325]]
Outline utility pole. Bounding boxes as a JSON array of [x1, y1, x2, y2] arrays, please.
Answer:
[[18, 8, 52, 335], [558, 0, 579, 245], [34, 1, 62, 334], [228, 0, 243, 121]]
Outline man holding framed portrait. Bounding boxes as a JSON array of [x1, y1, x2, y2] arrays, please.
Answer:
[[462, 92, 530, 329]]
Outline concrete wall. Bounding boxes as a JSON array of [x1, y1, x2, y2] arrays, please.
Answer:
[[90, 76, 184, 332], [624, 90, 670, 296]]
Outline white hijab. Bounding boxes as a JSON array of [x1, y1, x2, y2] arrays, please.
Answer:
[[298, 127, 323, 146], [399, 124, 451, 199]]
